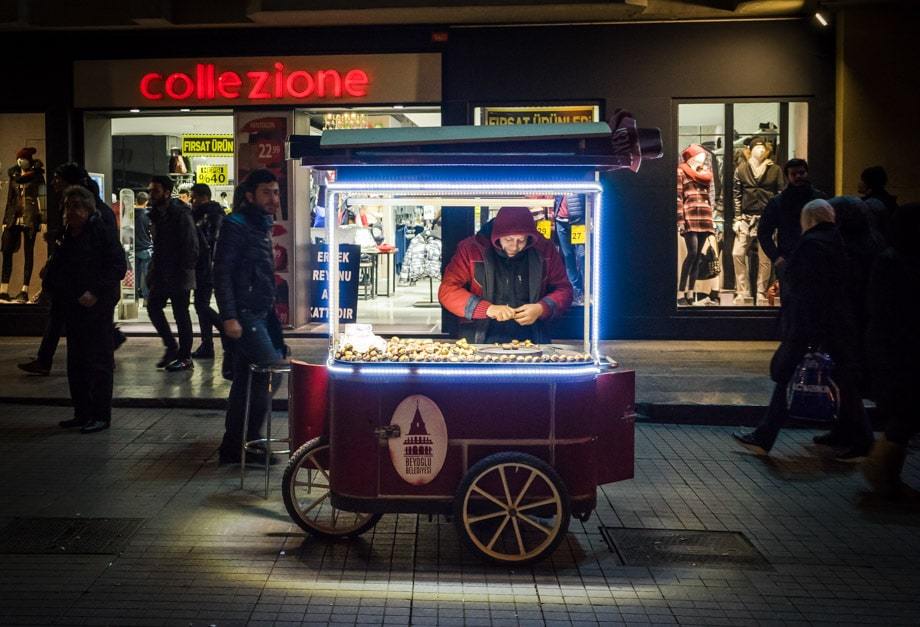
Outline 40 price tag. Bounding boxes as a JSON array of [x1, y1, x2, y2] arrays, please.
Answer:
[[196, 165, 229, 185]]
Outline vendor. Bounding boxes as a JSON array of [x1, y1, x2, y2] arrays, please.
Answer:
[[439, 206, 573, 344]]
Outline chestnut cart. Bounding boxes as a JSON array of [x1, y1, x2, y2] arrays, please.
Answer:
[[284, 115, 661, 565]]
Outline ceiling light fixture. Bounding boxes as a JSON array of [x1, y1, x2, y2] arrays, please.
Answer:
[[180, 108, 190, 112], [815, 12, 829, 27], [130, 108, 140, 113]]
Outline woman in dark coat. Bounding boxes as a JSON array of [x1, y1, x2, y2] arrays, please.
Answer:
[[733, 199, 874, 460], [45, 186, 126, 433]]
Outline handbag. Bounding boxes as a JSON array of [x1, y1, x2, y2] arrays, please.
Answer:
[[696, 235, 721, 280], [787, 351, 839, 422]]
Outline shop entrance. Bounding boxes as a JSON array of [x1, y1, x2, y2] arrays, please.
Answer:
[[84, 110, 234, 327]]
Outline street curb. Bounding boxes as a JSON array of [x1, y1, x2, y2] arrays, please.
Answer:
[[2, 398, 882, 429]]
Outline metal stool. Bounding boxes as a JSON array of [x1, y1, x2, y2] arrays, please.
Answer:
[[241, 361, 292, 497]]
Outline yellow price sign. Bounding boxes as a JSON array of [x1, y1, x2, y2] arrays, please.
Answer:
[[196, 164, 229, 186], [570, 224, 586, 245], [535, 219, 552, 240]]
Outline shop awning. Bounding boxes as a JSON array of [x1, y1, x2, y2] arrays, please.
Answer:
[[290, 115, 661, 172]]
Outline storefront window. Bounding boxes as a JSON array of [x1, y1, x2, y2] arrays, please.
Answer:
[[677, 101, 808, 309], [295, 107, 443, 334], [0, 113, 47, 305]]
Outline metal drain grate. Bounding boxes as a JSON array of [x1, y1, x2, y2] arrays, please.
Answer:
[[600, 527, 772, 570], [0, 517, 144, 555]]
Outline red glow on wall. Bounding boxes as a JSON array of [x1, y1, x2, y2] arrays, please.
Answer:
[[138, 63, 370, 102]]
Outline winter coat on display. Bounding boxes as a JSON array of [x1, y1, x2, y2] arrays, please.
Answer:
[[439, 207, 573, 344], [778, 222, 859, 377], [148, 198, 199, 291], [676, 168, 715, 234], [4, 161, 45, 230], [757, 183, 826, 262], [400, 232, 441, 282], [733, 159, 784, 216], [553, 193, 585, 223], [213, 201, 276, 321], [192, 200, 224, 285], [43, 210, 126, 308]]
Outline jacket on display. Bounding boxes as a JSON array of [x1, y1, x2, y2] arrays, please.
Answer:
[[148, 198, 199, 291], [4, 161, 45, 230], [553, 194, 585, 223], [733, 159, 783, 215], [43, 210, 126, 309], [192, 200, 224, 285], [778, 222, 858, 374], [676, 168, 715, 234], [400, 232, 441, 282], [439, 209, 573, 344], [757, 184, 826, 262], [213, 201, 276, 321]]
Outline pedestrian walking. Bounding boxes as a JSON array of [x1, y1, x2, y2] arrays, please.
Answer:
[[858, 165, 898, 244], [17, 163, 124, 376], [862, 203, 920, 498], [734, 199, 874, 460], [757, 158, 826, 296], [214, 169, 286, 465], [189, 183, 234, 375], [146, 175, 198, 372], [46, 186, 126, 433], [134, 191, 153, 303]]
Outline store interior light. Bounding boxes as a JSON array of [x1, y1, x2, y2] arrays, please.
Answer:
[[130, 108, 140, 113], [815, 12, 829, 27], [180, 108, 191, 112]]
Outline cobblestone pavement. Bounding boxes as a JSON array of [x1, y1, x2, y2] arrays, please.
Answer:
[[0, 337, 776, 411], [1, 404, 918, 626]]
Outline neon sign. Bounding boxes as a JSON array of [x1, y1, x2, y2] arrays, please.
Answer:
[[139, 63, 370, 102]]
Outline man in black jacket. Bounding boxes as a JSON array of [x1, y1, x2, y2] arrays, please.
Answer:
[[189, 183, 227, 363], [46, 186, 126, 433], [734, 200, 873, 460], [757, 159, 825, 292], [214, 169, 285, 466], [17, 163, 124, 376], [147, 175, 199, 372]]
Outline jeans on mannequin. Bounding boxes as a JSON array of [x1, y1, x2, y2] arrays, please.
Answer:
[[1, 225, 38, 287]]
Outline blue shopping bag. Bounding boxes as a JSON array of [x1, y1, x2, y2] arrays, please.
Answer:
[[787, 351, 839, 422]]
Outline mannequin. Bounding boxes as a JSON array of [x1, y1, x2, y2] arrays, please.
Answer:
[[1, 147, 45, 302], [676, 144, 715, 306], [731, 136, 783, 305]]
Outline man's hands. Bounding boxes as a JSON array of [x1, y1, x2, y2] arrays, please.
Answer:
[[486, 304, 516, 321], [513, 303, 543, 326], [486, 303, 543, 326], [78, 291, 97, 308], [223, 318, 243, 339]]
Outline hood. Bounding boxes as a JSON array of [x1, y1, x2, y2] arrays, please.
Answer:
[[489, 206, 538, 251]]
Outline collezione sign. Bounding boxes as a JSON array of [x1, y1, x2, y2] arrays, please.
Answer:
[[140, 62, 370, 102]]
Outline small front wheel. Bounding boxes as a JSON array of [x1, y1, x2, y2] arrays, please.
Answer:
[[454, 452, 570, 566], [282, 437, 382, 539]]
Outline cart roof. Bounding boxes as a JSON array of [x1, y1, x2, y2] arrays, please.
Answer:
[[290, 118, 661, 171]]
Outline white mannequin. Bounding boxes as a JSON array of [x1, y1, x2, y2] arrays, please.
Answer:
[[748, 144, 768, 178]]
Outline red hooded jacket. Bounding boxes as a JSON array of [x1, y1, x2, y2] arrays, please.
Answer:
[[438, 206, 573, 342]]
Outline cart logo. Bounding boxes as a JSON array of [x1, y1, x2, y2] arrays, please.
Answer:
[[389, 395, 447, 486]]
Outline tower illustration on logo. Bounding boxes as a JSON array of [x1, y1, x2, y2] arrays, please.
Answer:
[[389, 394, 447, 486], [403, 400, 434, 475]]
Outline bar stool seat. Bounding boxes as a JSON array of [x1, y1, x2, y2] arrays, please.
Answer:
[[241, 361, 292, 498]]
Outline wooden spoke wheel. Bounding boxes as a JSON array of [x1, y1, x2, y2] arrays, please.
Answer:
[[454, 452, 570, 566], [282, 437, 381, 539]]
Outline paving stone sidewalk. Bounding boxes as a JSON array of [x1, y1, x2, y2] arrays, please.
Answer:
[[0, 337, 777, 423], [1, 404, 918, 626]]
